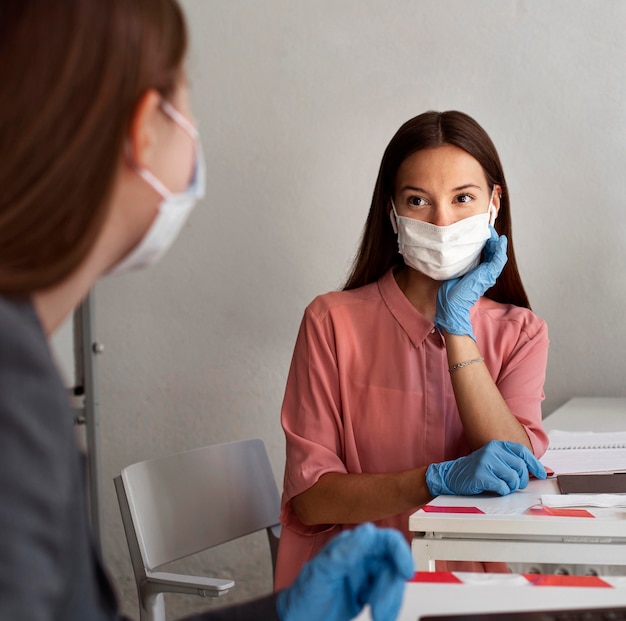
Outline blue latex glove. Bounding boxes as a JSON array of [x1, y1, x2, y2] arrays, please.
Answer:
[[425, 440, 546, 496], [435, 226, 508, 340], [276, 522, 414, 621]]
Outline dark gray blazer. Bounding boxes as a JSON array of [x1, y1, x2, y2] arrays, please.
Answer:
[[0, 295, 278, 621]]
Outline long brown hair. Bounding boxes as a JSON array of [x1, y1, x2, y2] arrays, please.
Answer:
[[0, 0, 187, 294], [344, 111, 530, 309]]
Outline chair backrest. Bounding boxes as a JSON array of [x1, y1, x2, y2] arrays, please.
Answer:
[[119, 438, 281, 571]]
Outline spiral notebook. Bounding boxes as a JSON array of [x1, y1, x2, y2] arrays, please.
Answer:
[[540, 430, 626, 475]]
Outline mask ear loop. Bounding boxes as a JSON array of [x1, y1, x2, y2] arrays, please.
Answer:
[[126, 101, 201, 200], [389, 198, 399, 234], [160, 100, 199, 139], [488, 186, 498, 227], [124, 142, 173, 199]]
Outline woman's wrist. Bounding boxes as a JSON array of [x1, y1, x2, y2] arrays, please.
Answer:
[[442, 331, 482, 367]]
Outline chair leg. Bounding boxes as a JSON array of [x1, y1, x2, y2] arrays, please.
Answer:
[[140, 591, 166, 621], [267, 524, 282, 578]]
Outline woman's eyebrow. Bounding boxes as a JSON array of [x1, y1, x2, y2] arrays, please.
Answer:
[[451, 183, 482, 192], [399, 183, 483, 193], [399, 185, 428, 193]]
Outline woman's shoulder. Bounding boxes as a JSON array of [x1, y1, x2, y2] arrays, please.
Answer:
[[475, 297, 547, 339], [0, 295, 50, 373], [0, 295, 41, 350], [305, 281, 382, 321]]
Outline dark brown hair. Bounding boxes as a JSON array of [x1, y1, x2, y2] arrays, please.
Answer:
[[344, 110, 530, 309], [0, 0, 187, 293]]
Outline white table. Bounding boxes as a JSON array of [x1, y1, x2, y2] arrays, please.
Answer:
[[543, 397, 626, 433], [409, 478, 626, 571], [355, 573, 626, 621], [408, 398, 626, 573]]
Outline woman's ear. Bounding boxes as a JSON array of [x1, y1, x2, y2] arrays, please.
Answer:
[[127, 89, 162, 169], [490, 184, 503, 225]]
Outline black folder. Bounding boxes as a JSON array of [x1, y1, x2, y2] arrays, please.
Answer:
[[557, 472, 626, 494], [420, 606, 626, 621]]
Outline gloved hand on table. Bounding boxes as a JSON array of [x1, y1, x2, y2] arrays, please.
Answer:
[[276, 522, 414, 621], [435, 226, 508, 340], [425, 439, 546, 496]]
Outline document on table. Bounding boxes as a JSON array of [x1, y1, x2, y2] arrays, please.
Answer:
[[540, 430, 626, 475], [541, 493, 626, 508]]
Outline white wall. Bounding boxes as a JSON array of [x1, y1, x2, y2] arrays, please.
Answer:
[[96, 1, 626, 617]]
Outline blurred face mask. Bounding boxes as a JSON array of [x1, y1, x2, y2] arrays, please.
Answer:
[[389, 188, 497, 281], [109, 101, 205, 276]]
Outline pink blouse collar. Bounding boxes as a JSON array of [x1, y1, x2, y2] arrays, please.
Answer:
[[377, 268, 443, 349]]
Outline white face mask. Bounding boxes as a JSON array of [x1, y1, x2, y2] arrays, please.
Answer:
[[109, 101, 205, 276], [390, 188, 497, 281]]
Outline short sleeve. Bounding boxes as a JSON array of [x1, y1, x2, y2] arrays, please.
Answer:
[[280, 304, 348, 532], [499, 319, 550, 455], [477, 303, 550, 457]]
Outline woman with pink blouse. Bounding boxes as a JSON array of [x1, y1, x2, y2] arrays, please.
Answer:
[[274, 110, 549, 589]]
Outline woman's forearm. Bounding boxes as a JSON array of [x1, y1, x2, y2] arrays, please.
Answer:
[[290, 467, 431, 526], [444, 332, 533, 451]]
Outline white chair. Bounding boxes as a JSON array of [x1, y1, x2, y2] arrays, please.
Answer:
[[114, 438, 282, 621]]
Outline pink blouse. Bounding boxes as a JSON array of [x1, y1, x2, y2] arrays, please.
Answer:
[[275, 268, 549, 589]]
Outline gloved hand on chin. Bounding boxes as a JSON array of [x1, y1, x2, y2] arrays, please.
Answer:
[[426, 439, 546, 496], [276, 522, 414, 621], [435, 226, 508, 340]]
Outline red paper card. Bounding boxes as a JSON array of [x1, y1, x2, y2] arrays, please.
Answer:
[[409, 571, 463, 584], [525, 505, 594, 518], [421, 505, 485, 514], [523, 574, 611, 588]]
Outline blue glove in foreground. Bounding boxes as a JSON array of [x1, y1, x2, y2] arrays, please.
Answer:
[[435, 226, 508, 340], [276, 522, 414, 621], [426, 440, 546, 496]]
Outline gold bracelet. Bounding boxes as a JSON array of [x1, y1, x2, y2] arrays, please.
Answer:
[[449, 356, 484, 373]]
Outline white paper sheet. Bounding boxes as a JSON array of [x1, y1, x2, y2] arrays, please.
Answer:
[[541, 493, 626, 508]]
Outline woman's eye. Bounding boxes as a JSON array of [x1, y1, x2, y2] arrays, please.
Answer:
[[455, 194, 474, 204], [407, 196, 428, 207]]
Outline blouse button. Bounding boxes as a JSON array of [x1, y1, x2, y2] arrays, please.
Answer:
[[430, 328, 436, 334]]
